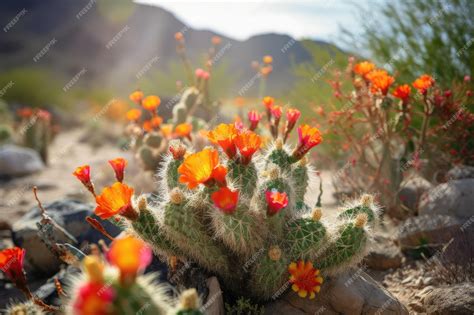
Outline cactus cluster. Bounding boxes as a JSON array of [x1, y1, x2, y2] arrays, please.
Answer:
[[64, 237, 204, 315], [125, 87, 214, 172], [79, 104, 379, 301]]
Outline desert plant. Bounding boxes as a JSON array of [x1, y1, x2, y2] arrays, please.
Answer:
[[65, 237, 204, 315], [16, 107, 53, 163], [225, 297, 265, 315], [324, 59, 473, 213], [75, 109, 379, 301]]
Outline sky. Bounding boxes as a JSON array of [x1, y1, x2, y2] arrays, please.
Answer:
[[135, 0, 385, 44]]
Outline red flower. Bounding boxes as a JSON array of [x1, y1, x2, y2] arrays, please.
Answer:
[[108, 158, 127, 183], [248, 110, 262, 131], [73, 165, 95, 195], [73, 282, 115, 315], [265, 190, 288, 216], [288, 260, 323, 299], [392, 84, 411, 102], [211, 186, 239, 214], [0, 247, 27, 289], [234, 130, 262, 165], [286, 108, 301, 125], [270, 105, 282, 119]]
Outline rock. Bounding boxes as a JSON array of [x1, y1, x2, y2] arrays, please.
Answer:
[[12, 200, 122, 277], [419, 179, 474, 220], [408, 302, 425, 313], [0, 144, 45, 177], [397, 215, 461, 252], [446, 165, 474, 180], [365, 235, 402, 270], [264, 271, 408, 314], [201, 277, 224, 315], [397, 176, 433, 213], [423, 283, 474, 314]]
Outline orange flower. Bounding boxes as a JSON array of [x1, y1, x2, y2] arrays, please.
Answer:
[[108, 158, 127, 183], [353, 61, 375, 77], [107, 236, 152, 283], [211, 186, 239, 214], [151, 116, 163, 128], [0, 247, 27, 289], [262, 96, 274, 109], [266, 190, 288, 216], [95, 182, 135, 220], [211, 36, 222, 45], [207, 123, 238, 158], [234, 130, 261, 164], [126, 109, 141, 122], [366, 70, 394, 95], [161, 124, 173, 138], [129, 90, 144, 105], [260, 66, 272, 76], [175, 123, 192, 138], [392, 84, 411, 101], [142, 120, 152, 132], [73, 282, 115, 315], [142, 95, 161, 111], [178, 148, 227, 189], [412, 74, 434, 93], [288, 260, 323, 299], [73, 165, 95, 195], [292, 124, 323, 161], [174, 32, 184, 41], [263, 55, 273, 64]]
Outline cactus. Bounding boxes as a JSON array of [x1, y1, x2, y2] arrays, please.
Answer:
[[66, 238, 204, 315], [5, 301, 44, 315], [77, 106, 379, 301], [18, 108, 52, 163]]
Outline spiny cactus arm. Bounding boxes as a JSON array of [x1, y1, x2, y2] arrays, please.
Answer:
[[129, 199, 181, 258], [285, 209, 327, 261], [171, 87, 200, 126], [226, 159, 258, 198], [316, 213, 369, 274], [210, 202, 266, 257], [174, 289, 204, 315], [266, 140, 292, 170], [162, 189, 230, 275], [249, 245, 289, 300], [158, 141, 187, 193], [337, 194, 378, 227], [290, 157, 309, 212]]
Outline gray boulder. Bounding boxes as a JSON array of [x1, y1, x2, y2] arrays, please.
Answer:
[[397, 176, 433, 213], [397, 215, 460, 252], [264, 271, 408, 314], [12, 200, 121, 276], [0, 144, 44, 177], [446, 165, 474, 180], [419, 179, 474, 220], [423, 283, 474, 314]]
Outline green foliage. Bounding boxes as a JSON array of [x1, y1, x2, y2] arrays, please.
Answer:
[[289, 40, 350, 116], [225, 297, 265, 315], [342, 0, 474, 86], [0, 68, 66, 108]]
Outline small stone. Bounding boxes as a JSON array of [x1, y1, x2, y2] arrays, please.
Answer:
[[0, 144, 45, 177], [424, 283, 474, 314]]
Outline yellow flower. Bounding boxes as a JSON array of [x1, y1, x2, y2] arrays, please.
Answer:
[[288, 260, 323, 299]]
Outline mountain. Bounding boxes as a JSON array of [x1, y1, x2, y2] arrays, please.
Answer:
[[0, 0, 346, 98]]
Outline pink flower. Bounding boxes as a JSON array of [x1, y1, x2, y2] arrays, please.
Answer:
[[248, 110, 262, 131]]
